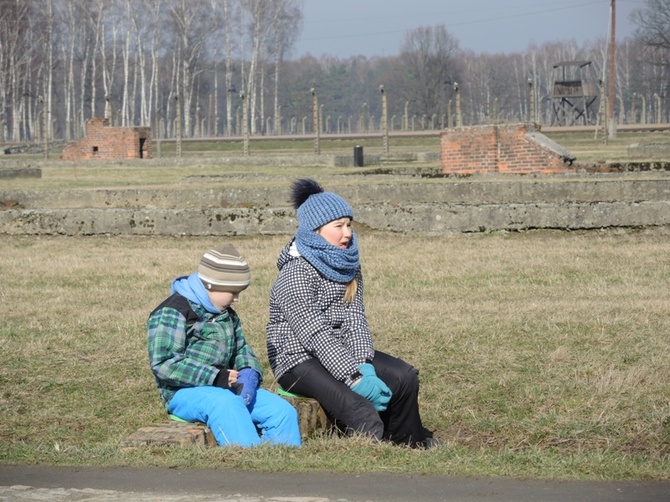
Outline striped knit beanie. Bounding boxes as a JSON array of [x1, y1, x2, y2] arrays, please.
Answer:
[[197, 243, 251, 293], [292, 178, 353, 231]]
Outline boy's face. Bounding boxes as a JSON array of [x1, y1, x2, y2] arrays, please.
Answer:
[[208, 290, 239, 311]]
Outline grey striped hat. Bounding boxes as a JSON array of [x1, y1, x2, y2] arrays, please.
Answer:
[[197, 243, 251, 293]]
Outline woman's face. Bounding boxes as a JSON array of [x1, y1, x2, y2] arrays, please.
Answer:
[[317, 217, 353, 249]]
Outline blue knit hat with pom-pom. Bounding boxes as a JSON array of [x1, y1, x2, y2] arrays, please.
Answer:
[[292, 179, 353, 231]]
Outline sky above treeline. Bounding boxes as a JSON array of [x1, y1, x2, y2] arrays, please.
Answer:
[[292, 0, 642, 58]]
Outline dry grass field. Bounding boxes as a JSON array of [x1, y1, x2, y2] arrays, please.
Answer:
[[1, 229, 668, 480], [1, 130, 669, 480]]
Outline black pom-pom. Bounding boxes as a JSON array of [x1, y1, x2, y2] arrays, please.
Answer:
[[291, 178, 323, 209]]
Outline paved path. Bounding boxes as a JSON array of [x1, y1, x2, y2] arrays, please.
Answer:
[[1, 465, 668, 502]]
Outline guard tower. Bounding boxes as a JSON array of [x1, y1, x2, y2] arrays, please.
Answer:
[[551, 61, 600, 126]]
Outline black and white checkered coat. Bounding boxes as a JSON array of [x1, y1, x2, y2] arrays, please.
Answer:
[[266, 241, 375, 387]]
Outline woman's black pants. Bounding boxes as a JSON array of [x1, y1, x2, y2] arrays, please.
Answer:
[[278, 350, 427, 448]]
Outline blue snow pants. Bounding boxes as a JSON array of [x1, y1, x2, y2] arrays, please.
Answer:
[[167, 386, 301, 447]]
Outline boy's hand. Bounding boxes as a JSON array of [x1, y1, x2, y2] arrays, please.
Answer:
[[236, 368, 260, 409], [214, 369, 239, 389]]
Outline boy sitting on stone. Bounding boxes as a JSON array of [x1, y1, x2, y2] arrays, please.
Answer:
[[147, 243, 301, 447]]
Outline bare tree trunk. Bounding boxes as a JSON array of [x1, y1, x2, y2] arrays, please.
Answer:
[[88, 0, 106, 120], [64, 0, 79, 141], [268, 0, 301, 136], [1, 0, 32, 142], [101, 22, 119, 125], [168, 0, 211, 138], [273, 29, 281, 135], [259, 64, 265, 134], [139, 41, 146, 126], [0, 8, 7, 141], [121, 1, 131, 127], [147, 0, 162, 136], [131, 49, 139, 125], [168, 47, 180, 137], [224, 0, 234, 135], [243, 0, 277, 135], [45, 0, 54, 143], [78, 42, 90, 138], [244, 0, 270, 135]]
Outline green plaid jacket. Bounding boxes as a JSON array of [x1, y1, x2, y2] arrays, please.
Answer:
[[147, 293, 262, 408]]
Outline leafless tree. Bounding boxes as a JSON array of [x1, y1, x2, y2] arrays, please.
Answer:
[[269, 0, 301, 135], [237, 0, 300, 134], [61, 0, 83, 140], [631, 0, 670, 57], [398, 25, 461, 121], [0, 0, 33, 141], [631, 0, 670, 121], [166, 0, 212, 137]]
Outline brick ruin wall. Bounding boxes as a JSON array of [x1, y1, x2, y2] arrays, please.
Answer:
[[440, 123, 576, 175], [61, 117, 152, 161]]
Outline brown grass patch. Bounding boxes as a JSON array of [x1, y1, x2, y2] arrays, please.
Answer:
[[1, 229, 669, 478]]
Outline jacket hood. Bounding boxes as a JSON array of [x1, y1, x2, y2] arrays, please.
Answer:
[[276, 239, 299, 271]]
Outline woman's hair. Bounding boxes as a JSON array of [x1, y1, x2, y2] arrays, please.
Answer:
[[344, 279, 358, 304]]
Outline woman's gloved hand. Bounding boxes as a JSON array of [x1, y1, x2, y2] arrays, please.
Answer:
[[236, 368, 260, 409], [351, 363, 392, 411]]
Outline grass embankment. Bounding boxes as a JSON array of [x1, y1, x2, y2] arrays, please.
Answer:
[[1, 231, 668, 480]]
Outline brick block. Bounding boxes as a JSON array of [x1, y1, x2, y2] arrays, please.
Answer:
[[440, 123, 576, 175], [119, 421, 215, 450]]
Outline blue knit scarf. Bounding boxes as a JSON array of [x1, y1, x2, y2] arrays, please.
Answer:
[[295, 227, 359, 283], [171, 273, 221, 314]]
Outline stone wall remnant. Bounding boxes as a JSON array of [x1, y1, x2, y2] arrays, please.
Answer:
[[61, 118, 152, 161], [441, 123, 576, 175]]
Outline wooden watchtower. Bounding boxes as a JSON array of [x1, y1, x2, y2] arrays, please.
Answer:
[[550, 61, 600, 126]]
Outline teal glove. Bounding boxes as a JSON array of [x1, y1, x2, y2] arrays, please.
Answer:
[[358, 363, 377, 377], [351, 364, 392, 412], [361, 364, 392, 410]]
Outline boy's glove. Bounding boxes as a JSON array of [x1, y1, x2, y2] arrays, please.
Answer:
[[236, 368, 260, 408], [351, 363, 392, 412]]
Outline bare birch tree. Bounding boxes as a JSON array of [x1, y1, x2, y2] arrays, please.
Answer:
[[223, 0, 236, 135], [239, 0, 294, 134], [0, 0, 33, 142], [269, 0, 301, 135], [399, 25, 461, 120], [167, 0, 213, 136], [62, 0, 81, 140]]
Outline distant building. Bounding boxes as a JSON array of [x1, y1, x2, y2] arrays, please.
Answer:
[[61, 118, 152, 161]]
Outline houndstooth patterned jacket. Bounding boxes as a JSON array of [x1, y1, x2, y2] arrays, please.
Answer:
[[266, 240, 375, 387]]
